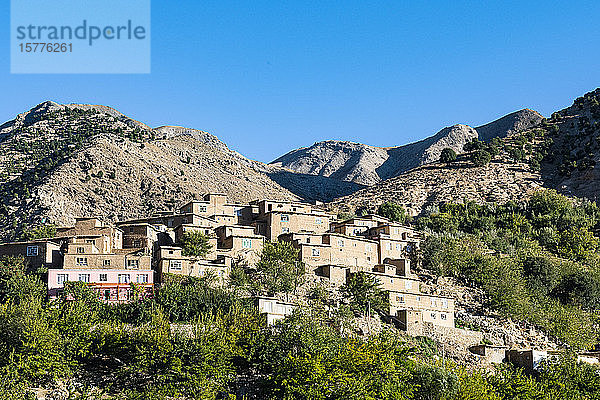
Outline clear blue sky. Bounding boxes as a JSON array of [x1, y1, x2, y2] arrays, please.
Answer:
[[1, 1, 599, 162]]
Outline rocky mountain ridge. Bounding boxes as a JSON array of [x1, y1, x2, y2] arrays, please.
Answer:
[[271, 109, 543, 186]]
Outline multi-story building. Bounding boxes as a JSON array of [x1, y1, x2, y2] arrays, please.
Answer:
[[47, 267, 154, 303], [155, 246, 230, 284], [0, 239, 62, 270]]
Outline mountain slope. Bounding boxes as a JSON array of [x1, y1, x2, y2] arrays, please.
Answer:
[[271, 109, 543, 186], [328, 89, 600, 215], [0, 103, 305, 238]]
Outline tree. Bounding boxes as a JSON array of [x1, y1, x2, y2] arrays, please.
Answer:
[[471, 149, 492, 167], [180, 231, 213, 259], [377, 202, 409, 224], [252, 241, 305, 298], [341, 272, 389, 315], [551, 271, 600, 310], [439, 148, 457, 163], [21, 225, 56, 241]]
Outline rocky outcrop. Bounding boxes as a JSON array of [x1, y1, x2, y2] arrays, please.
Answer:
[[476, 109, 544, 142]]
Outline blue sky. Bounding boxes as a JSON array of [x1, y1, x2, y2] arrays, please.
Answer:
[[1, 1, 599, 162]]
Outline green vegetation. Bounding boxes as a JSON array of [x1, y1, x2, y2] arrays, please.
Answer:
[[0, 253, 599, 399], [180, 231, 213, 258], [20, 224, 56, 241], [341, 271, 389, 314], [439, 148, 457, 163], [378, 201, 411, 224], [235, 241, 305, 298], [417, 189, 600, 349]]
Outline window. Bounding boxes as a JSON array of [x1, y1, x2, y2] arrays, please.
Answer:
[[99, 274, 107, 282], [76, 257, 88, 266], [26, 246, 38, 257], [57, 274, 69, 285], [242, 238, 252, 249], [167, 218, 174, 227], [78, 274, 90, 283], [170, 260, 182, 270], [137, 274, 148, 283], [431, 313, 436, 319], [281, 227, 290, 233], [168, 250, 174, 254], [86, 239, 94, 244], [127, 259, 139, 268], [431, 298, 437, 307], [315, 217, 322, 225], [337, 239, 344, 247], [396, 295, 405, 303], [312, 248, 320, 257], [366, 244, 372, 252], [103, 289, 111, 301], [406, 280, 413, 290], [182, 218, 188, 224], [118, 274, 130, 284], [129, 227, 134, 233], [416, 296, 421, 302], [77, 247, 85, 254], [199, 205, 207, 213], [281, 214, 289, 222], [236, 209, 243, 216], [386, 243, 391, 250], [441, 313, 447, 320], [442, 299, 448, 309], [396, 243, 402, 251]]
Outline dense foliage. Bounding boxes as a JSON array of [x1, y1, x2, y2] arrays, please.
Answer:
[[417, 189, 600, 349], [180, 231, 213, 258], [0, 256, 599, 399]]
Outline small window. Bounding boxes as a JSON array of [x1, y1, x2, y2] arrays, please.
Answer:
[[431, 313, 436, 319], [26, 246, 39, 257], [170, 260, 182, 270], [77, 247, 85, 254], [168, 250, 174, 254], [76, 257, 88, 266], [431, 298, 437, 307], [129, 227, 134, 233], [242, 238, 252, 249], [281, 227, 290, 233], [118, 274, 130, 284], [167, 218, 174, 227], [137, 274, 148, 283], [441, 313, 447, 320], [315, 217, 322, 225], [127, 259, 139, 268], [199, 205, 207, 213], [442, 299, 448, 308], [396, 295, 405, 303], [99, 273, 108, 282], [182, 218, 188, 224], [78, 274, 90, 283], [396, 243, 401, 251], [281, 214, 289, 222], [86, 239, 94, 244], [57, 274, 69, 285], [337, 239, 344, 247], [386, 243, 391, 250], [406, 280, 413, 290], [312, 248, 320, 257]]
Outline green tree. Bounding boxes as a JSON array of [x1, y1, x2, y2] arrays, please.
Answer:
[[440, 147, 457, 163], [20, 225, 56, 241], [471, 149, 492, 166], [252, 241, 305, 298], [377, 202, 410, 223], [180, 231, 213, 258], [341, 272, 389, 315]]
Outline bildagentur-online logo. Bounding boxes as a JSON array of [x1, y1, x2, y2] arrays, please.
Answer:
[[15, 20, 147, 46]]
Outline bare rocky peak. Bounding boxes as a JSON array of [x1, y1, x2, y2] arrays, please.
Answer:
[[153, 126, 232, 154], [476, 109, 544, 142], [271, 110, 543, 187]]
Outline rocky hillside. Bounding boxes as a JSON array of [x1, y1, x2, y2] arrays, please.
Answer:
[[0, 102, 363, 239], [328, 158, 543, 216], [271, 109, 543, 186], [328, 89, 600, 216]]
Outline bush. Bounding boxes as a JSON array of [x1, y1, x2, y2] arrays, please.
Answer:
[[471, 149, 492, 166], [439, 148, 457, 163]]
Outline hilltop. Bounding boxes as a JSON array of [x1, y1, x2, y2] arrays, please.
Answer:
[[0, 102, 361, 239], [271, 109, 543, 186]]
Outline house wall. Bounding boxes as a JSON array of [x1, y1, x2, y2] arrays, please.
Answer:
[[0, 241, 62, 269], [47, 268, 154, 302]]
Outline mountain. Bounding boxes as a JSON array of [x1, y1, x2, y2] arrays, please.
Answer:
[[271, 109, 543, 186], [327, 89, 600, 216], [0, 102, 361, 239]]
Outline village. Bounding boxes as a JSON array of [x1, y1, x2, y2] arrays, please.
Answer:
[[0, 193, 597, 372]]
